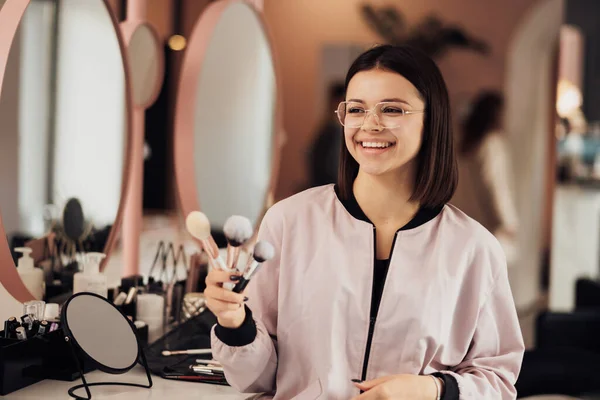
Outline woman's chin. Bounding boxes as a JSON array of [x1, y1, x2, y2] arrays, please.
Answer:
[[357, 164, 392, 177]]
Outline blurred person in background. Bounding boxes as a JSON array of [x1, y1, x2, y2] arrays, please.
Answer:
[[452, 91, 519, 264], [306, 82, 346, 187]]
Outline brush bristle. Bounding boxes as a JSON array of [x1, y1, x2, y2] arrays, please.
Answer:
[[253, 241, 275, 263], [223, 215, 253, 246], [186, 211, 212, 240]]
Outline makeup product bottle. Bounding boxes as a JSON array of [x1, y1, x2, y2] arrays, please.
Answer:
[[73, 252, 108, 298], [136, 293, 165, 343], [15, 247, 45, 300], [43, 303, 60, 322]]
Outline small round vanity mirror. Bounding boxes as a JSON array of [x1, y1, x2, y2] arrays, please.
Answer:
[[175, 0, 281, 241], [61, 292, 152, 399], [0, 0, 131, 304], [127, 23, 163, 108]]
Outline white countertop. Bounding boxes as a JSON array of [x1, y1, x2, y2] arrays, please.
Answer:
[[4, 366, 252, 399], [3, 368, 581, 400]]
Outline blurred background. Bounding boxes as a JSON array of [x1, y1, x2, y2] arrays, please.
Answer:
[[0, 0, 599, 398]]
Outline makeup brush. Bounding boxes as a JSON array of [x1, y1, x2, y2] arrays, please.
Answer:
[[233, 241, 275, 293], [185, 211, 228, 272], [223, 215, 253, 271], [161, 348, 212, 356]]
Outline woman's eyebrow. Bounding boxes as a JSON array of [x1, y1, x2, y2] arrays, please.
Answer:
[[380, 98, 411, 106], [346, 98, 412, 106]]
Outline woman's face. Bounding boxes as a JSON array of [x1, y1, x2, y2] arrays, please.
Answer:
[[344, 69, 425, 178]]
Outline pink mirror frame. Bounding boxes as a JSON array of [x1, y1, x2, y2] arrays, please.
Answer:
[[0, 0, 134, 303], [173, 0, 284, 233], [120, 2, 165, 277]]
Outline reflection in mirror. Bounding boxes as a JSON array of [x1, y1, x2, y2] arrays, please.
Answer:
[[0, 0, 127, 301], [128, 23, 162, 107], [193, 2, 275, 235], [64, 294, 139, 371]]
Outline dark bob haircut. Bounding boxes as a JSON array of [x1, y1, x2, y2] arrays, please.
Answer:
[[338, 45, 458, 208]]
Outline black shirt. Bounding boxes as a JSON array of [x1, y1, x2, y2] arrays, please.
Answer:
[[371, 258, 390, 320]]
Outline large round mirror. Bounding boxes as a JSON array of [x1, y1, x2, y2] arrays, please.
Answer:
[[174, 0, 280, 242], [0, 0, 131, 303]]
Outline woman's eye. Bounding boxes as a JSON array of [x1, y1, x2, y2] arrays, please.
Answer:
[[382, 107, 404, 114], [347, 107, 364, 114]]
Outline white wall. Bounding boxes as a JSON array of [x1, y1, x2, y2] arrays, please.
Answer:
[[504, 0, 564, 309], [52, 0, 125, 228], [193, 2, 276, 230]]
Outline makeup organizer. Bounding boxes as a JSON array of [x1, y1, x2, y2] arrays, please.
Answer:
[[0, 302, 93, 395]]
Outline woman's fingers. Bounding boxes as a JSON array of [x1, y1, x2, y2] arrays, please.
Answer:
[[205, 297, 243, 314], [204, 267, 248, 325], [206, 269, 241, 285], [204, 285, 246, 304]]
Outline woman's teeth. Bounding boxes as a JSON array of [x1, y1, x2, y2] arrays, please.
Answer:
[[360, 142, 393, 148]]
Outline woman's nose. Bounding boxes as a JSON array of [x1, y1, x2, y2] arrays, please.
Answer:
[[361, 112, 383, 131]]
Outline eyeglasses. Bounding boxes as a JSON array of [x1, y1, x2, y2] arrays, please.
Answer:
[[335, 101, 424, 129]]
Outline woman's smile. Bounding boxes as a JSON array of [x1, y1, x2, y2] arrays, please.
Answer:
[[355, 140, 396, 155]]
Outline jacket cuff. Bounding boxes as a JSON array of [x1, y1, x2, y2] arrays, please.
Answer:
[[432, 372, 459, 400], [214, 305, 257, 347]]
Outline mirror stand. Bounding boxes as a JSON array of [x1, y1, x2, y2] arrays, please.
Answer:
[[64, 335, 153, 399]]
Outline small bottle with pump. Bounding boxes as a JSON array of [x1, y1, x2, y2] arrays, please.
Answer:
[[15, 247, 45, 300], [73, 252, 108, 298]]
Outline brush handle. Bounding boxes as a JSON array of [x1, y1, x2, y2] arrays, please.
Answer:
[[178, 349, 212, 355], [233, 278, 250, 293], [226, 245, 241, 270], [215, 255, 230, 272], [211, 251, 236, 290]]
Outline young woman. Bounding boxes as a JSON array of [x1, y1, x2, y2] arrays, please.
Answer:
[[452, 91, 519, 264], [205, 45, 524, 400]]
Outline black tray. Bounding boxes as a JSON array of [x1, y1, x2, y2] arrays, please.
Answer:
[[145, 311, 228, 385]]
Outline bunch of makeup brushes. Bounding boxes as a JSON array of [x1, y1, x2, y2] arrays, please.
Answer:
[[185, 212, 274, 293]]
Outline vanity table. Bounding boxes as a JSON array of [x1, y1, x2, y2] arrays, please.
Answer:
[[3, 366, 249, 399]]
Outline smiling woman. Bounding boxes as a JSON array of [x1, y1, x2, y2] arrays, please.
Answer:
[[205, 44, 524, 400]]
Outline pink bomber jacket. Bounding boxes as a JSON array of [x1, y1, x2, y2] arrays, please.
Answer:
[[211, 185, 525, 399]]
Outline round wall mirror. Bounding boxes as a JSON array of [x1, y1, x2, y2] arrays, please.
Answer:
[[174, 0, 282, 243], [0, 0, 131, 303], [62, 292, 152, 398]]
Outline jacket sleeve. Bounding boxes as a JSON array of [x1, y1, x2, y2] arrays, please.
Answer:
[[210, 207, 281, 393], [441, 241, 525, 399]]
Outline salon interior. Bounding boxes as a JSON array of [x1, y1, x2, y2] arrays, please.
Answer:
[[0, 0, 598, 398]]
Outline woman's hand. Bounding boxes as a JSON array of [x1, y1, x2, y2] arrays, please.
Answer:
[[204, 269, 247, 329], [351, 374, 439, 400]]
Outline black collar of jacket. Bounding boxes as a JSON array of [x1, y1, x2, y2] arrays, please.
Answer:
[[333, 184, 443, 231]]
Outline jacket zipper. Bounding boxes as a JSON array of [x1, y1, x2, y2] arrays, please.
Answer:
[[360, 228, 399, 382]]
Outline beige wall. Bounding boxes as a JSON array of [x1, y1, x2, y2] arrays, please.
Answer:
[[264, 0, 538, 199]]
